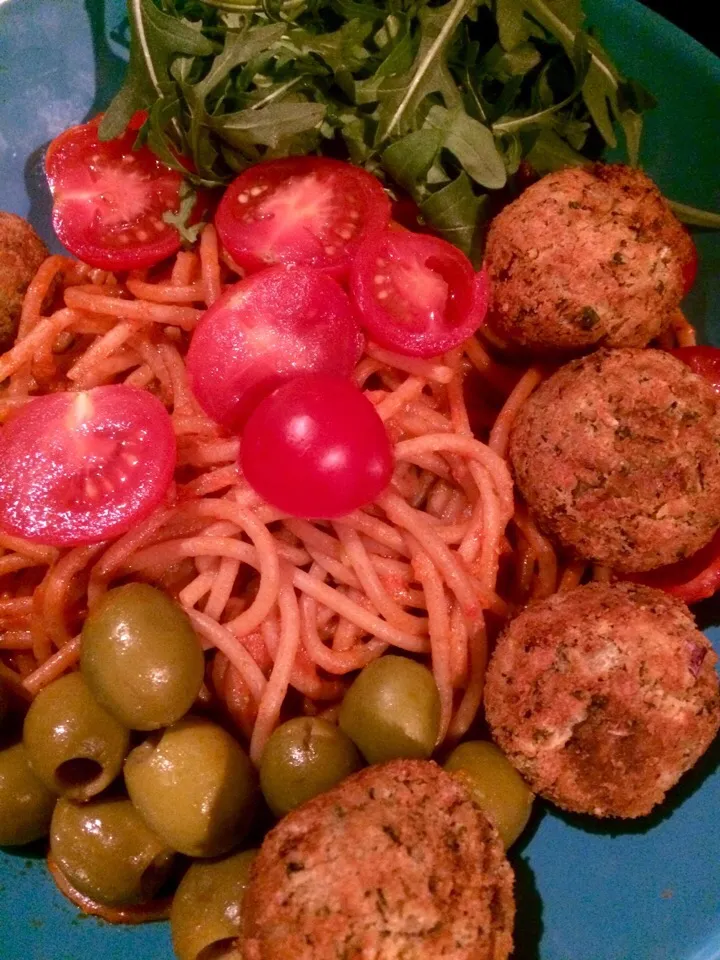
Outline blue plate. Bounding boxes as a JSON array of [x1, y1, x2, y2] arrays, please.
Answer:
[[0, 2, 719, 958]]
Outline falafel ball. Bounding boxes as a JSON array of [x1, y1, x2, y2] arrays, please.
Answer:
[[485, 164, 692, 354], [509, 347, 720, 572], [485, 582, 720, 818], [0, 212, 48, 351], [242, 759, 515, 960]]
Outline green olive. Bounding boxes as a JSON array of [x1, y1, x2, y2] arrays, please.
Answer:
[[81, 583, 204, 730], [445, 741, 534, 848], [125, 717, 257, 858], [171, 849, 257, 960], [23, 672, 130, 801], [339, 655, 441, 765], [0, 741, 57, 846], [260, 717, 362, 818], [50, 795, 176, 905]]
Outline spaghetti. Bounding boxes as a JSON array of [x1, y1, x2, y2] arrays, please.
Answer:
[[0, 226, 697, 768]]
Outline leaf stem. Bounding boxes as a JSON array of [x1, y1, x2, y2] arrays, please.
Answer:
[[250, 76, 303, 109], [669, 200, 720, 230], [523, 0, 617, 90], [380, 0, 472, 142]]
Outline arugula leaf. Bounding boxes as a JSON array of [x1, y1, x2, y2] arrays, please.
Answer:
[[162, 180, 206, 243], [426, 106, 507, 190], [213, 100, 326, 149], [100, 0, 213, 139], [107, 0, 720, 252], [376, 0, 473, 142], [421, 172, 487, 261]]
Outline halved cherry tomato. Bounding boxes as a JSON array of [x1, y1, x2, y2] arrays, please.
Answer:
[[669, 346, 720, 395], [214, 157, 391, 278], [187, 267, 364, 431], [0, 385, 176, 546], [45, 120, 186, 270], [680, 233, 699, 295], [350, 230, 490, 358], [241, 374, 393, 519], [627, 529, 720, 605]]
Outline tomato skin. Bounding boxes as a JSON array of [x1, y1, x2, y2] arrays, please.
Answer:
[[214, 157, 391, 278], [187, 267, 364, 431], [240, 375, 394, 519], [669, 346, 720, 395], [350, 230, 489, 358], [680, 234, 699, 295], [0, 386, 176, 547], [45, 120, 185, 270], [627, 529, 720, 605]]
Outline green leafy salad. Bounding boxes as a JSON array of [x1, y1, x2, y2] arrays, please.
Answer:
[[99, 0, 712, 258]]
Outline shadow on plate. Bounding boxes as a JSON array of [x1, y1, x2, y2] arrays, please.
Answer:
[[510, 852, 544, 960]]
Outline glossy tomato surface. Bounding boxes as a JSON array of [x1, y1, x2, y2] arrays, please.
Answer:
[[214, 157, 390, 278], [187, 267, 364, 430], [45, 119, 185, 270], [0, 385, 176, 546], [669, 345, 720, 393], [628, 529, 720, 605], [240, 374, 394, 518], [350, 230, 489, 358]]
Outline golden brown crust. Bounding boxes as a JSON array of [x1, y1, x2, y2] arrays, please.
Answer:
[[485, 164, 690, 354], [242, 760, 515, 960], [0, 212, 48, 350], [484, 582, 720, 818], [509, 347, 720, 572]]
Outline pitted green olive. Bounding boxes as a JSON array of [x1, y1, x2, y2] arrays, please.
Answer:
[[23, 672, 129, 800]]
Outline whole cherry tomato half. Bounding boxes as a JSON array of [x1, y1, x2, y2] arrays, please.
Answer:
[[350, 229, 490, 359], [187, 267, 364, 431], [0, 385, 176, 546], [240, 374, 394, 519], [214, 156, 391, 279], [45, 119, 188, 270]]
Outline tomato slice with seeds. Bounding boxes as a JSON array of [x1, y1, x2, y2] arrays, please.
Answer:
[[187, 267, 364, 431], [45, 120, 186, 270], [350, 230, 489, 358], [0, 386, 176, 546], [669, 346, 720, 395], [214, 157, 391, 278]]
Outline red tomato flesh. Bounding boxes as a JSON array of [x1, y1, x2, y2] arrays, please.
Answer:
[[240, 375, 394, 519], [45, 120, 185, 270], [0, 385, 176, 546], [669, 346, 720, 395], [187, 267, 364, 431], [214, 157, 391, 278], [350, 230, 489, 358], [627, 529, 720, 605]]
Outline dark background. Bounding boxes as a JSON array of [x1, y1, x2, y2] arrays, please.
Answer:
[[638, 0, 719, 55]]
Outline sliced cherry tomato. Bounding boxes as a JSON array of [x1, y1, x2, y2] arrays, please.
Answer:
[[240, 374, 393, 519], [680, 233, 699, 295], [45, 120, 186, 270], [214, 157, 391, 278], [187, 267, 364, 431], [669, 346, 720, 395], [0, 385, 176, 546], [350, 230, 489, 358], [626, 529, 720, 605]]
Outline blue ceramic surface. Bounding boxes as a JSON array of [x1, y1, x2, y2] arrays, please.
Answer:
[[0, 2, 719, 958]]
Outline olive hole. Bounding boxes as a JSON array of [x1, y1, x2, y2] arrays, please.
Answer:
[[56, 757, 104, 790], [140, 854, 174, 900], [197, 938, 241, 960]]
